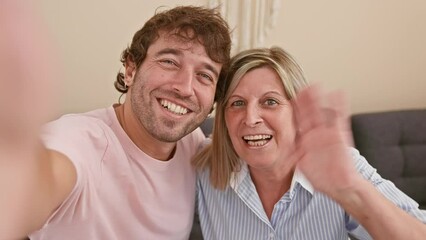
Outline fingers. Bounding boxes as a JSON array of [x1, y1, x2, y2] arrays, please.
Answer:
[[293, 84, 353, 147], [0, 0, 58, 143], [294, 84, 326, 134], [326, 90, 354, 146], [295, 84, 339, 134]]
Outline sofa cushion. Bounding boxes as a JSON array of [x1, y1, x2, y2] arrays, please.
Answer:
[[200, 117, 214, 137], [351, 109, 426, 209]]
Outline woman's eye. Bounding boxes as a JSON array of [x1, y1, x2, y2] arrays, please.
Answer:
[[265, 99, 278, 106], [230, 100, 245, 107]]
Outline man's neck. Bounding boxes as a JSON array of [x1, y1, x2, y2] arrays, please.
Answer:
[[113, 103, 176, 161]]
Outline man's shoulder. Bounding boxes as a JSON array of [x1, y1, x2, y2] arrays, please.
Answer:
[[40, 107, 117, 155], [45, 107, 112, 133]]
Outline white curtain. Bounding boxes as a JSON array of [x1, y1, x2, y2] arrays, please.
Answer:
[[208, 0, 282, 54]]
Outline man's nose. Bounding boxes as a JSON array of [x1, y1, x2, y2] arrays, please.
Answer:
[[171, 68, 195, 97]]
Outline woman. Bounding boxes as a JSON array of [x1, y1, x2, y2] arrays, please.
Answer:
[[193, 47, 426, 239]]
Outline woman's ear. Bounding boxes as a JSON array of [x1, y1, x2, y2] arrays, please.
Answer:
[[124, 57, 136, 86]]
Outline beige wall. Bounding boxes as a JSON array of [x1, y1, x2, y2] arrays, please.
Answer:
[[39, 0, 426, 117], [268, 0, 426, 114]]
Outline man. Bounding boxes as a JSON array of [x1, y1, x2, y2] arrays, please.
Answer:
[[0, 3, 231, 239]]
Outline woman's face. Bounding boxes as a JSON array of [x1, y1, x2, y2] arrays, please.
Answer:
[[225, 66, 297, 171]]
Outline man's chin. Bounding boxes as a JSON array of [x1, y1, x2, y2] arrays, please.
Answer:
[[151, 128, 192, 142], [154, 133, 186, 142], [150, 116, 204, 141]]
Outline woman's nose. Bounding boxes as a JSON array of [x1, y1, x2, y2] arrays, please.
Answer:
[[244, 104, 262, 127]]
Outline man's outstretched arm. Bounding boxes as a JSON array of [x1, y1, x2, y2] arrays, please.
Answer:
[[0, 1, 76, 239]]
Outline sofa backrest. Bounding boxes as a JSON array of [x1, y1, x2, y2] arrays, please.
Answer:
[[351, 109, 426, 209], [200, 117, 214, 137]]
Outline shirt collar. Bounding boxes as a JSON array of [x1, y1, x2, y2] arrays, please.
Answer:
[[290, 168, 314, 195], [230, 162, 314, 195], [229, 162, 249, 190]]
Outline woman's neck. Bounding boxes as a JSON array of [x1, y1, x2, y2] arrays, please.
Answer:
[[249, 166, 294, 220]]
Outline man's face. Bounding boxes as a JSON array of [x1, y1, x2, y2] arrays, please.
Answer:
[[127, 32, 222, 142]]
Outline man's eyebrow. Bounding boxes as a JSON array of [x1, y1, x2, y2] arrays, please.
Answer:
[[155, 48, 182, 57], [202, 63, 220, 79], [155, 48, 220, 78]]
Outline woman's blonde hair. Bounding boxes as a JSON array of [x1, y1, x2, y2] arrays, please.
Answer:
[[192, 47, 309, 190]]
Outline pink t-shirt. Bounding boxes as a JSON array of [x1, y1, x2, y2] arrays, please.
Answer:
[[29, 107, 205, 240]]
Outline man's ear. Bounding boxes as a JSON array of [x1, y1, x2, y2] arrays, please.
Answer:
[[124, 58, 136, 86]]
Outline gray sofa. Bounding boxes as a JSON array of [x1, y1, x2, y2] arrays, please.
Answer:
[[351, 109, 426, 209]]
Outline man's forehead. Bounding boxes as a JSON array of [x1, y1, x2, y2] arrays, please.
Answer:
[[153, 31, 206, 54]]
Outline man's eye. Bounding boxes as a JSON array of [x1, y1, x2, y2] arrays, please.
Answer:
[[159, 59, 177, 66], [197, 72, 214, 83]]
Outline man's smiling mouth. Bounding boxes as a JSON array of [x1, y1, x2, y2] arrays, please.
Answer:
[[160, 99, 189, 115]]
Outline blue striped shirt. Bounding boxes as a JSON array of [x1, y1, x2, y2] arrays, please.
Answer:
[[196, 148, 426, 240]]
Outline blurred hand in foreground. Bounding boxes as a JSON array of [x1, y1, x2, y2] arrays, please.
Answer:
[[293, 85, 358, 198], [0, 0, 58, 238]]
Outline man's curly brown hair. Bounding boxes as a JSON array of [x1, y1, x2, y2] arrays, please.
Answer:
[[114, 6, 232, 102]]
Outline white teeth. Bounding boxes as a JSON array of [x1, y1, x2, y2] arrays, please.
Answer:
[[247, 140, 268, 146], [160, 99, 188, 115], [243, 135, 271, 140], [243, 135, 272, 147]]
